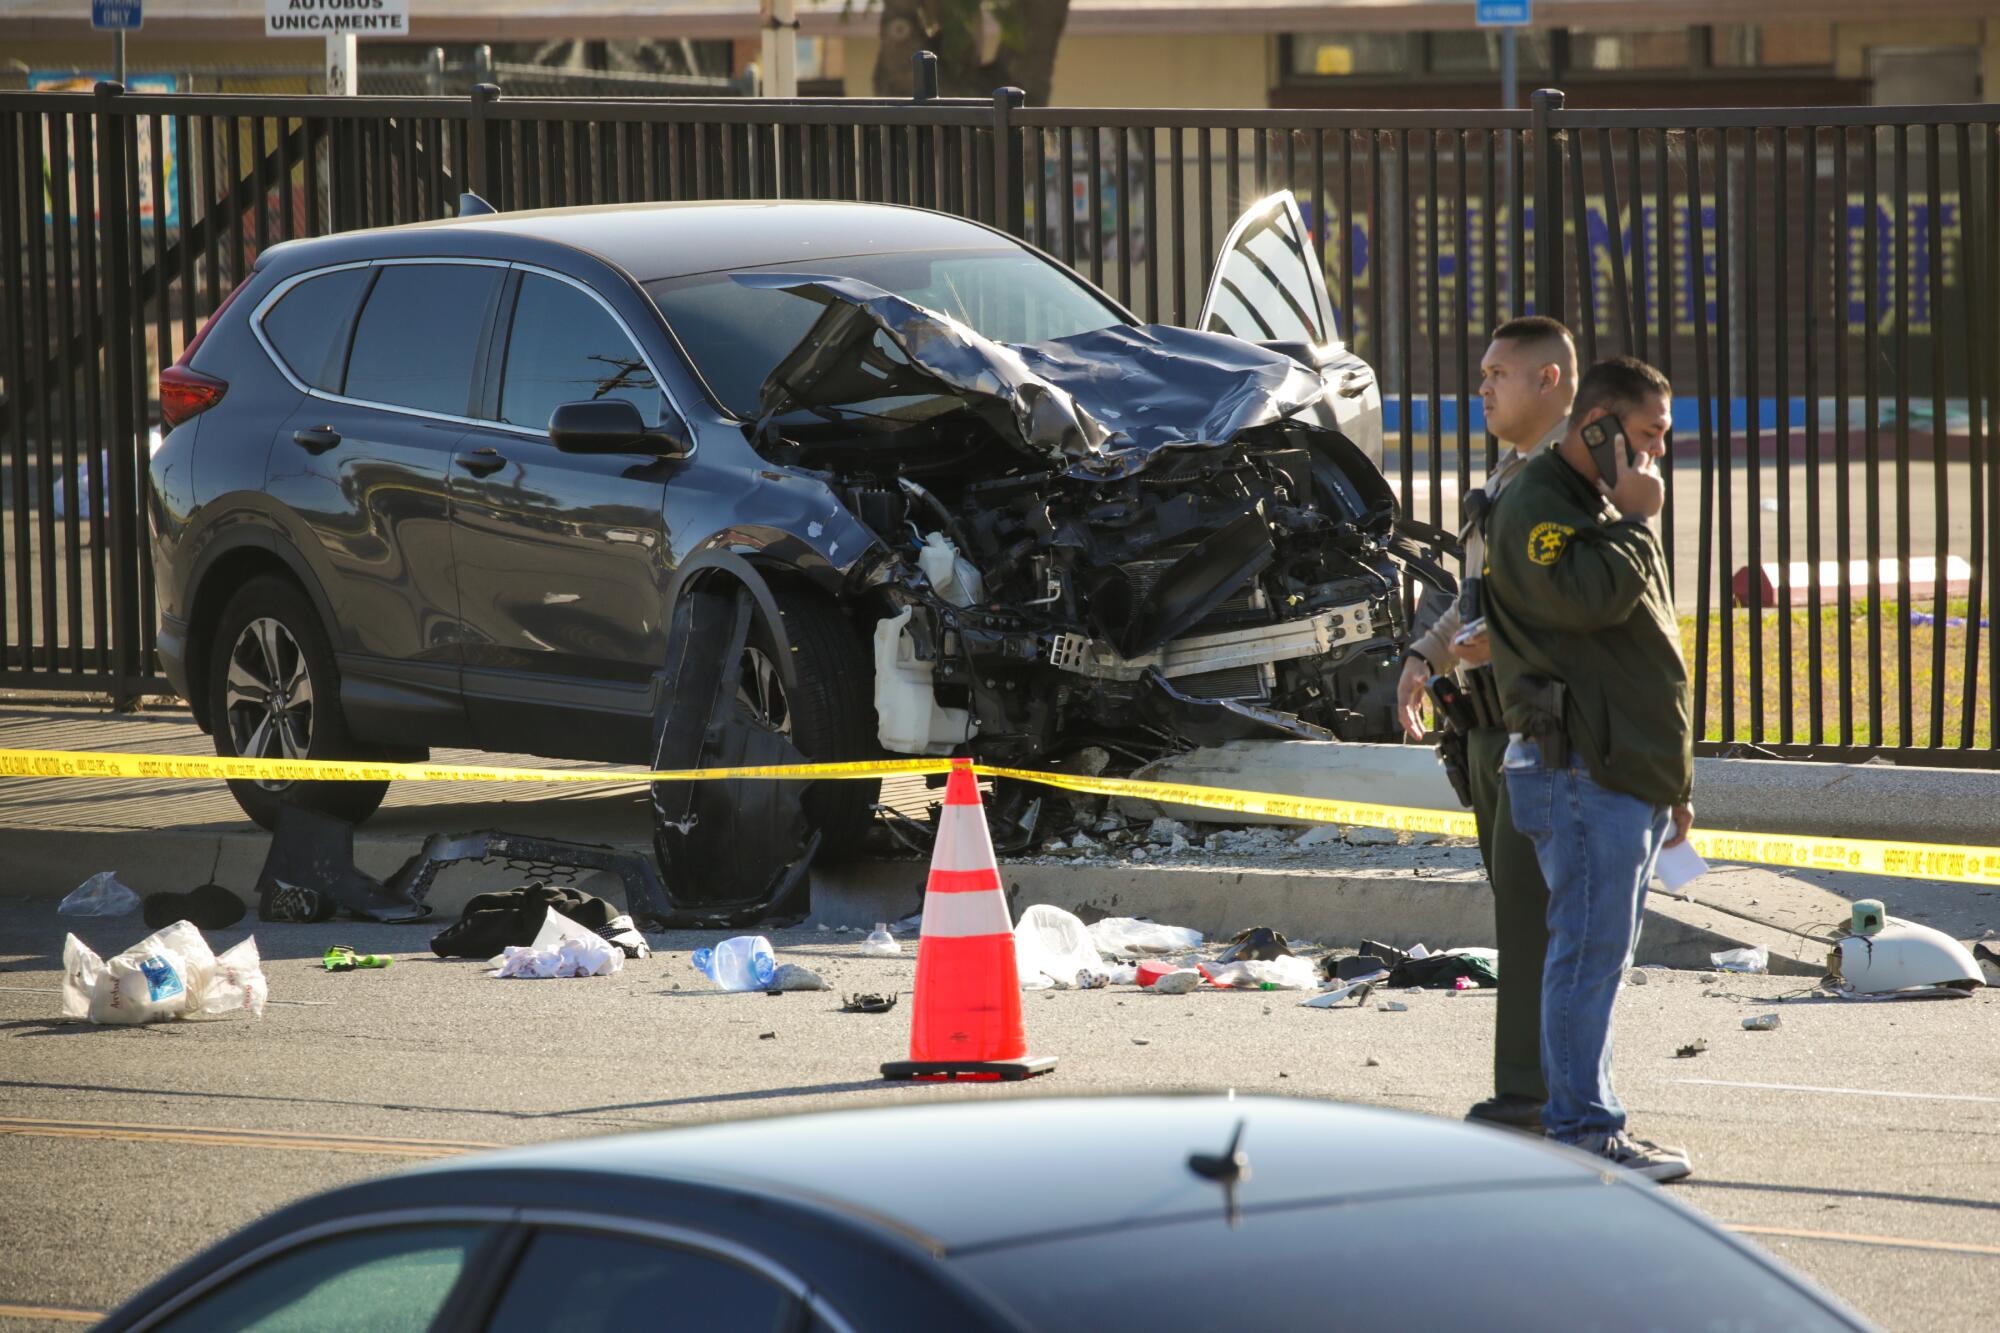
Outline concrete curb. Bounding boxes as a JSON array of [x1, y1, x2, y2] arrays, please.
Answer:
[[1114, 740, 2000, 846]]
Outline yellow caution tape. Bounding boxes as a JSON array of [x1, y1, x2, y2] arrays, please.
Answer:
[[2, 746, 1994, 887]]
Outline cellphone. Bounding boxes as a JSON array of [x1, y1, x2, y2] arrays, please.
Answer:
[[1580, 417, 1632, 481], [1451, 617, 1486, 648]]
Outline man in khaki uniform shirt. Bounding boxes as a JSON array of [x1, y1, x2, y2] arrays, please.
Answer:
[[1395, 316, 1576, 1131]]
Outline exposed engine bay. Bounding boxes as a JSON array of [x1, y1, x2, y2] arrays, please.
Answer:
[[651, 262, 1455, 921], [748, 273, 1456, 764]]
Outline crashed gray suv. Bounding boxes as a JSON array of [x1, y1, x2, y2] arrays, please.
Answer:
[[150, 191, 1448, 917]]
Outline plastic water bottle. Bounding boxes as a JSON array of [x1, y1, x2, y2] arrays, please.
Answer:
[[859, 923, 901, 958], [690, 936, 778, 991]]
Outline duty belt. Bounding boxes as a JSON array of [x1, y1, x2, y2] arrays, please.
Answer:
[[1461, 665, 1504, 732]]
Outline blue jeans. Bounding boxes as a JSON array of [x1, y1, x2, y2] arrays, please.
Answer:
[[1503, 737, 1671, 1143]]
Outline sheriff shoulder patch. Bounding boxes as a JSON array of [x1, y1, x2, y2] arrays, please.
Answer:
[[1527, 521, 1574, 566]]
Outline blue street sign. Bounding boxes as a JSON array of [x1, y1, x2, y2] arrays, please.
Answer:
[[92, 0, 142, 30], [1475, 0, 1530, 26]]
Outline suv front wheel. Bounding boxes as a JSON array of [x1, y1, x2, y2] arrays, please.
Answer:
[[206, 575, 392, 830]]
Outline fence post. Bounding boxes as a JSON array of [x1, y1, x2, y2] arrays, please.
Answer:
[[991, 86, 1025, 237], [1530, 87, 1564, 320], [911, 51, 938, 101], [469, 82, 500, 206], [95, 82, 141, 708]]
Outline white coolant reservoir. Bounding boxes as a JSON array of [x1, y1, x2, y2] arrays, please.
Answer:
[[872, 607, 975, 755], [918, 532, 986, 606]]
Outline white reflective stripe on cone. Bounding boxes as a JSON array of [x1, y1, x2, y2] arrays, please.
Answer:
[[929, 803, 1000, 874], [919, 885, 1014, 939]]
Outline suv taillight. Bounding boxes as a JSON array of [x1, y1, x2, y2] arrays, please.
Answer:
[[160, 366, 228, 429], [159, 278, 249, 431]]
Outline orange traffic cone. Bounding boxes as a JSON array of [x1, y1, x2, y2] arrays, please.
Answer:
[[881, 760, 1055, 1082]]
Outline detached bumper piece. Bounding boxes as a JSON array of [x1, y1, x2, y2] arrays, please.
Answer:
[[254, 803, 429, 924]]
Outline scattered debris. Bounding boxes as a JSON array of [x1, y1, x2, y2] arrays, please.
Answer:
[[1378, 1001, 1410, 1012], [1216, 927, 1295, 963], [766, 964, 829, 992], [433, 883, 651, 960], [1710, 946, 1769, 975], [1292, 825, 1342, 849], [1364, 1056, 1382, 1067], [1627, 969, 1649, 986], [859, 923, 903, 958], [255, 804, 428, 924], [842, 992, 898, 1013], [1698, 972, 1719, 983], [492, 909, 624, 979], [57, 872, 141, 918], [390, 830, 680, 928], [1015, 904, 1105, 988], [1152, 970, 1201, 995], [322, 946, 391, 972], [1743, 1014, 1781, 1031], [1300, 980, 1373, 1009], [62, 920, 267, 1025], [691, 936, 778, 991], [1089, 917, 1203, 957], [143, 883, 245, 931], [1676, 1040, 1709, 1058], [1201, 956, 1319, 990], [1132, 1038, 1151, 1046], [1343, 825, 1398, 847], [759, 1031, 777, 1040], [1827, 914, 1984, 998]]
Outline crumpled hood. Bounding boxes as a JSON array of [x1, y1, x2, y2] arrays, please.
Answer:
[[738, 272, 1329, 479]]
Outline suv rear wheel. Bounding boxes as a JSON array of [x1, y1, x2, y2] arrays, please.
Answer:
[[206, 575, 392, 830]]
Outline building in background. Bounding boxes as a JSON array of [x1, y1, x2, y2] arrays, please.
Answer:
[[0, 1, 1992, 107]]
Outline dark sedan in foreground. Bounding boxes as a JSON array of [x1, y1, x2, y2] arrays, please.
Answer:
[[99, 1096, 1870, 1332]]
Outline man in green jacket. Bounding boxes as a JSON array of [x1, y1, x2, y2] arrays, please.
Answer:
[[1396, 316, 1574, 1132], [1483, 356, 1695, 1182]]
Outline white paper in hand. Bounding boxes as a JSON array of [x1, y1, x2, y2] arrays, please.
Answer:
[[1656, 838, 1708, 893]]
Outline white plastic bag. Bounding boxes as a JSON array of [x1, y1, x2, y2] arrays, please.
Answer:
[[62, 919, 266, 1024], [1711, 945, 1769, 975], [57, 871, 141, 917], [491, 908, 623, 979], [1203, 955, 1319, 990], [1015, 904, 1105, 988], [1088, 917, 1203, 957]]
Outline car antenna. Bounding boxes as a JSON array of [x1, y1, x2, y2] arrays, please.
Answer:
[[1186, 1117, 1250, 1228], [458, 191, 497, 217]]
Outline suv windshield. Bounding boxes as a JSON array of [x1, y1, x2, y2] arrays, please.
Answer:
[[646, 247, 1125, 420]]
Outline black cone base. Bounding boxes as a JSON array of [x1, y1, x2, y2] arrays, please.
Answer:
[[881, 1054, 1057, 1082]]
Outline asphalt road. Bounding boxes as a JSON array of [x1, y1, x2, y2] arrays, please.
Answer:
[[2, 904, 1995, 1331]]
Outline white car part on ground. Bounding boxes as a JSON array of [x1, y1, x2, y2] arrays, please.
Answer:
[[1828, 917, 1983, 997], [62, 920, 267, 1024]]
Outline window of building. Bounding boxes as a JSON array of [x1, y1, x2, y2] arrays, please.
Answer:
[[1288, 34, 1412, 79], [1710, 24, 1835, 68], [1428, 31, 1554, 77], [1566, 27, 1692, 72]]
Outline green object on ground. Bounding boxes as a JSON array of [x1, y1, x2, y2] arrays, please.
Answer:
[[323, 945, 393, 971]]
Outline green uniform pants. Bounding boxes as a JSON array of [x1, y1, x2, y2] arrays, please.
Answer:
[[1467, 724, 1550, 1102]]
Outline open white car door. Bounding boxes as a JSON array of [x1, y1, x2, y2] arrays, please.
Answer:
[[1199, 191, 1382, 463]]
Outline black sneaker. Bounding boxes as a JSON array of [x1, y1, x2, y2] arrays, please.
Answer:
[[1465, 1094, 1544, 1132], [1575, 1132, 1693, 1183]]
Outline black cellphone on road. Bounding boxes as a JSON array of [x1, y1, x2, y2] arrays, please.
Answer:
[[1580, 417, 1631, 482]]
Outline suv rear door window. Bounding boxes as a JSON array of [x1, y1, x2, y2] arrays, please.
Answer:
[[495, 274, 663, 432], [261, 266, 370, 391], [343, 263, 501, 416]]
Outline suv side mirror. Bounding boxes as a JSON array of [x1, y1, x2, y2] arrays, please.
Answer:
[[548, 399, 690, 458]]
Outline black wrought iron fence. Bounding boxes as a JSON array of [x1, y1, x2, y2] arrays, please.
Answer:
[[1, 81, 1995, 765]]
